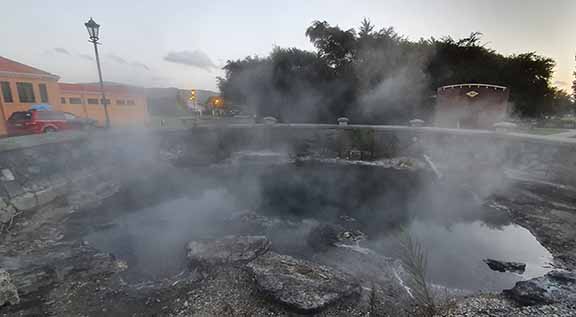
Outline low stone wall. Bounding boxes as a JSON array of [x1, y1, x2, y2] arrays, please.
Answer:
[[185, 123, 576, 188], [0, 124, 574, 226]]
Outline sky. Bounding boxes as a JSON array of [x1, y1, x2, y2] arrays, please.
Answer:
[[1, 0, 574, 92]]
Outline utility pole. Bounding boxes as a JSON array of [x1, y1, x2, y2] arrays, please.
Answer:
[[85, 18, 111, 128]]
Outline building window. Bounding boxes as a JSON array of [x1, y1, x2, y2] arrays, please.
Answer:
[[39, 84, 49, 103], [126, 99, 135, 105], [61, 97, 66, 104], [1, 82, 13, 103], [100, 98, 110, 105], [16, 82, 35, 103], [69, 97, 82, 104], [87, 98, 99, 105], [116, 99, 126, 105]]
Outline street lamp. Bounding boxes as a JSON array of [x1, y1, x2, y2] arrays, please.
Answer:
[[84, 17, 110, 128]]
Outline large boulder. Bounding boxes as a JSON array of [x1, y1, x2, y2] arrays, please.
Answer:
[[0, 269, 19, 306], [247, 252, 360, 313], [306, 223, 367, 252], [484, 259, 526, 274], [307, 224, 343, 252], [186, 236, 271, 268], [504, 271, 576, 306], [0, 242, 123, 298]]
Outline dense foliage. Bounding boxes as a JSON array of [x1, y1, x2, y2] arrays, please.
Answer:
[[218, 19, 572, 123], [573, 55, 576, 102]]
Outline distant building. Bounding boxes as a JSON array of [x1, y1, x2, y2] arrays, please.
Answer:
[[0, 56, 148, 133], [435, 84, 509, 129], [147, 88, 219, 117], [146, 88, 190, 117], [59, 82, 148, 127]]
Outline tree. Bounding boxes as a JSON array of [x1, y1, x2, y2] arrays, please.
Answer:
[[573, 55, 576, 101], [358, 18, 375, 39], [548, 89, 573, 116], [427, 34, 556, 118], [500, 53, 555, 117], [218, 19, 562, 123], [305, 21, 357, 72]]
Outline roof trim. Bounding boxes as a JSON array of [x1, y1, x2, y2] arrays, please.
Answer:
[[0, 71, 60, 81], [438, 83, 507, 91]]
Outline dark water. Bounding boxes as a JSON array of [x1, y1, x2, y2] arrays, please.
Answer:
[[370, 219, 552, 291], [79, 158, 552, 291]]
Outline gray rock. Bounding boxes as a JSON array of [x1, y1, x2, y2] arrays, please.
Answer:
[[35, 187, 58, 206], [0, 269, 19, 306], [2, 182, 24, 199], [307, 224, 343, 252], [0, 199, 16, 224], [484, 258, 526, 273], [11, 192, 37, 212], [504, 271, 576, 306], [307, 223, 366, 252], [0, 242, 122, 297], [247, 252, 360, 313], [186, 236, 271, 267]]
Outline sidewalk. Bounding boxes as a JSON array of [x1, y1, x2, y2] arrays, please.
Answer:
[[551, 130, 576, 138]]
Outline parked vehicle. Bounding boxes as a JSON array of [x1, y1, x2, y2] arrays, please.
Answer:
[[7, 110, 97, 135]]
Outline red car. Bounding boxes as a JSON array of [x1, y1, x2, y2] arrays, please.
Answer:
[[7, 110, 97, 135]]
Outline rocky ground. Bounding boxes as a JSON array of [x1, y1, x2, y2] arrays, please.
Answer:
[[0, 166, 576, 316]]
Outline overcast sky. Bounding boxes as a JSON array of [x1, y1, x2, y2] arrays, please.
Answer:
[[1, 0, 574, 92]]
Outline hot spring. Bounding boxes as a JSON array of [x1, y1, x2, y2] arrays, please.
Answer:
[[66, 152, 552, 293]]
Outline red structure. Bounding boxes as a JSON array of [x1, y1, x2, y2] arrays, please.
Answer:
[[435, 84, 509, 129]]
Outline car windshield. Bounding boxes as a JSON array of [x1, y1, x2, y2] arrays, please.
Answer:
[[1, 2, 575, 316]]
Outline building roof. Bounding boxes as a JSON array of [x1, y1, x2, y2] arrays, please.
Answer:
[[0, 56, 58, 79]]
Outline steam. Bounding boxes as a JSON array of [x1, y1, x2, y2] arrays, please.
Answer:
[[219, 28, 435, 124], [51, 123, 546, 295]]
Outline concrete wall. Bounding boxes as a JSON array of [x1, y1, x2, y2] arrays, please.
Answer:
[[0, 124, 574, 226]]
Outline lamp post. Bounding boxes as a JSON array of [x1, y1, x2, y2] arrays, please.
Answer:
[[84, 17, 110, 128]]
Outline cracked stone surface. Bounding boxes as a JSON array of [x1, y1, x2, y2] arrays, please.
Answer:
[[0, 269, 19, 306], [504, 271, 576, 306], [247, 252, 360, 313], [186, 235, 271, 267]]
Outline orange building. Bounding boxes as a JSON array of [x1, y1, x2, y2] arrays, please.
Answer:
[[59, 83, 148, 127], [0, 56, 149, 133], [0, 56, 61, 134]]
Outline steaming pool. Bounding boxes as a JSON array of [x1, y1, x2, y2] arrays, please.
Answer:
[[69, 155, 553, 293]]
